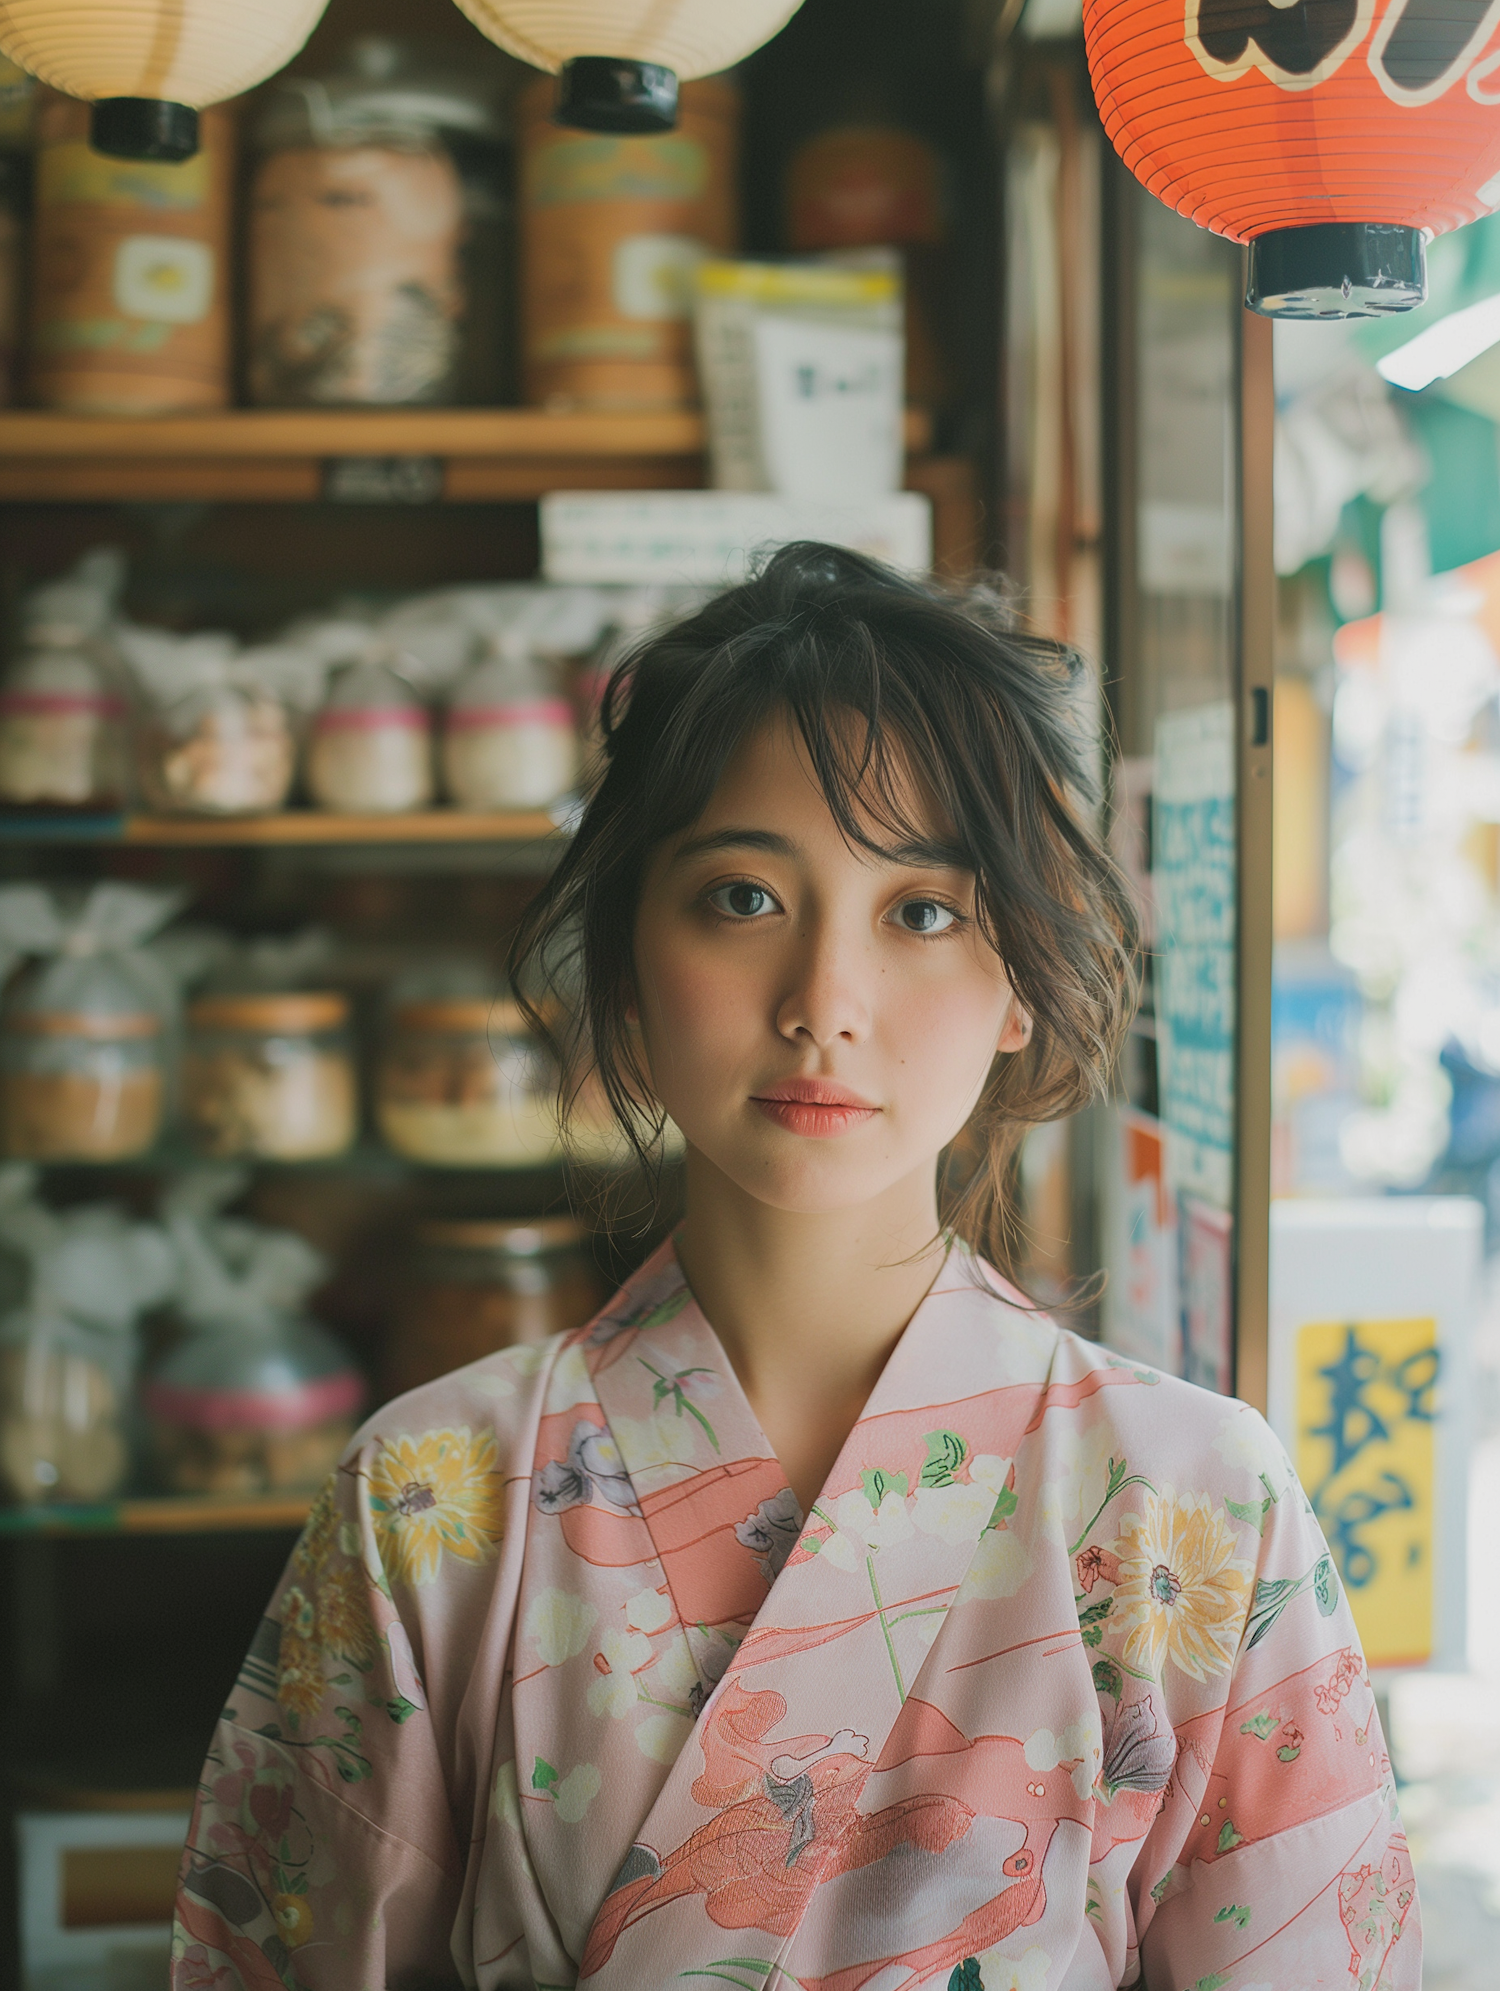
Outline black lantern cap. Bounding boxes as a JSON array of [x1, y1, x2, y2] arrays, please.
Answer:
[[91, 97, 199, 162], [554, 57, 678, 133], [1248, 223, 1426, 320]]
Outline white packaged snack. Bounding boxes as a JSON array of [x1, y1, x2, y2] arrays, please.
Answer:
[[694, 257, 904, 502]]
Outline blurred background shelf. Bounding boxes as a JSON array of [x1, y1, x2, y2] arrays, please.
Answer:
[[0, 406, 938, 505], [0, 1491, 312, 1536], [0, 807, 565, 845]]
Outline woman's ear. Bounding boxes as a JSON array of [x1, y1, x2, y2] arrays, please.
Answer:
[[997, 1001, 1032, 1055]]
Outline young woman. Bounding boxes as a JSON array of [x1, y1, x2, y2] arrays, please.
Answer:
[[173, 546, 1416, 1991]]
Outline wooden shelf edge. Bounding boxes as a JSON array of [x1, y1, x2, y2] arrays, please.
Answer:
[[0, 1492, 312, 1535], [0, 808, 565, 846], [0, 406, 932, 460], [0, 407, 708, 459]]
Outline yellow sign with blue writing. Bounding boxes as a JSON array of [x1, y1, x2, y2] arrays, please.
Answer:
[[1295, 1316, 1438, 1671]]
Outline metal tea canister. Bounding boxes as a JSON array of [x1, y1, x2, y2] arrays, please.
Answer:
[[519, 72, 738, 409], [30, 91, 231, 414]]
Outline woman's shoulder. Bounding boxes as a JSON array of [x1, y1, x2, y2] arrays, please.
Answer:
[[345, 1333, 571, 1463], [1040, 1321, 1290, 1492]]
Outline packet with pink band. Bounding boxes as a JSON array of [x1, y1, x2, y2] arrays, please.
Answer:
[[142, 1167, 365, 1497], [307, 657, 433, 813], [0, 550, 130, 809]]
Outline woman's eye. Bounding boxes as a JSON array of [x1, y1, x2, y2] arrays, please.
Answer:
[[895, 898, 957, 934], [709, 882, 778, 919]]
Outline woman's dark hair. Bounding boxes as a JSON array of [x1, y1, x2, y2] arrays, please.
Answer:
[[510, 541, 1138, 1277]]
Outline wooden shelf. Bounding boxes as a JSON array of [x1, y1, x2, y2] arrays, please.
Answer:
[[0, 405, 935, 504], [0, 1491, 312, 1536], [0, 807, 564, 846]]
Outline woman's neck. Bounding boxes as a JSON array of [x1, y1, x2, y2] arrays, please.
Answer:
[[674, 1152, 949, 1514]]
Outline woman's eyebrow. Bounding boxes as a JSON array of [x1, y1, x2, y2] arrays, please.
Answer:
[[670, 827, 800, 864], [670, 827, 970, 871], [884, 837, 971, 871]]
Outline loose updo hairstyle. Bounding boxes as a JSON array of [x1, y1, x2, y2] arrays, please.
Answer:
[[510, 542, 1138, 1277]]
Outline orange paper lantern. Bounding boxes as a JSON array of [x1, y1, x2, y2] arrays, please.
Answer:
[[1084, 0, 1500, 318]]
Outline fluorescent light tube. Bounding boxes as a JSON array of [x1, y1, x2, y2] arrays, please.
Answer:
[[1377, 291, 1500, 392]]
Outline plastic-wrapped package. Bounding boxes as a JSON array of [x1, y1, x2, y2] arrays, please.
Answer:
[[441, 644, 577, 811], [0, 551, 130, 808], [307, 658, 433, 812], [117, 626, 296, 817], [143, 1170, 364, 1495], [0, 1166, 174, 1505], [376, 583, 608, 699], [574, 585, 707, 784], [0, 883, 183, 1161]]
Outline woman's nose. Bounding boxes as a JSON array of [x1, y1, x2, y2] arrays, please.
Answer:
[[773, 919, 873, 1046]]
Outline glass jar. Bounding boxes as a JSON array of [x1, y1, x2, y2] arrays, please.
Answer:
[[143, 1311, 364, 1495], [0, 1309, 131, 1504], [0, 999, 162, 1161], [308, 661, 433, 813], [376, 997, 559, 1166], [384, 1215, 604, 1398], [441, 650, 578, 810], [248, 39, 509, 408], [182, 993, 357, 1161], [137, 680, 295, 817]]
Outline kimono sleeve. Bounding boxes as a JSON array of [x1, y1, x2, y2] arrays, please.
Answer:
[[170, 1410, 512, 1991], [1135, 1415, 1420, 1991]]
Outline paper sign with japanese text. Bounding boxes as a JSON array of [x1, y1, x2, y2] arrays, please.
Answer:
[[1294, 1315, 1438, 1671]]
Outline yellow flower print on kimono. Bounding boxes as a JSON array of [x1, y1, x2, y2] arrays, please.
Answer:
[[366, 1425, 505, 1586], [1110, 1486, 1255, 1683], [175, 1241, 1419, 1991]]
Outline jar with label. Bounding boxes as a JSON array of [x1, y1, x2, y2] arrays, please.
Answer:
[[248, 38, 507, 407], [384, 1216, 604, 1399], [441, 648, 578, 810], [1, 993, 162, 1161], [376, 997, 559, 1166], [143, 1311, 364, 1496], [520, 73, 739, 409], [29, 90, 231, 414], [182, 993, 357, 1161], [0, 882, 176, 1161], [308, 660, 433, 813]]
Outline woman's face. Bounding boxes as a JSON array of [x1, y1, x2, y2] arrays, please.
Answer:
[[631, 716, 1030, 1215]]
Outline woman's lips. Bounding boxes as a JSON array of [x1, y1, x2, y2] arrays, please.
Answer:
[[749, 1078, 879, 1138]]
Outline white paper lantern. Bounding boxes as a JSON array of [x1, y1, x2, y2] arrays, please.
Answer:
[[452, 0, 805, 130], [0, 0, 331, 158]]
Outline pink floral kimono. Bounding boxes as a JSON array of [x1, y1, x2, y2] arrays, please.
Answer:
[[172, 1240, 1418, 1991]]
